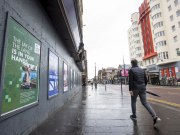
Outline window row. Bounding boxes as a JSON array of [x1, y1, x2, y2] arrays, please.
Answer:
[[156, 40, 167, 48], [154, 21, 163, 29], [155, 31, 165, 38], [151, 4, 160, 12], [136, 53, 142, 58], [132, 21, 138, 25], [134, 34, 139, 38], [152, 12, 162, 20], [133, 27, 138, 31], [138, 61, 143, 67], [158, 51, 169, 60], [136, 47, 141, 51], [134, 40, 140, 44]]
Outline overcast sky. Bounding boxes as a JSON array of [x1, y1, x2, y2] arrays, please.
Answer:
[[83, 0, 143, 79]]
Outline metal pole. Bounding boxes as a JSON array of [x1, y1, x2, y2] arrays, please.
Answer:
[[121, 70, 122, 92], [95, 63, 97, 89]]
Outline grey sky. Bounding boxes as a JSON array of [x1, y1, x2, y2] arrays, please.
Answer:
[[83, 0, 143, 79]]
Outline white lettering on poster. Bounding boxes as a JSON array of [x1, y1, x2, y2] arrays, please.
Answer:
[[11, 36, 35, 64]]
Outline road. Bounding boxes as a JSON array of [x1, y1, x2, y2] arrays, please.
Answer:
[[98, 84, 180, 108]]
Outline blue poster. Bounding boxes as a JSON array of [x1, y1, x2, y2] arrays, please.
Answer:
[[49, 50, 59, 97]]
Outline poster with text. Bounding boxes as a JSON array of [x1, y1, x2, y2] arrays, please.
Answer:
[[1, 18, 40, 116], [63, 62, 68, 92], [48, 51, 59, 97], [74, 72, 76, 87], [71, 68, 73, 90]]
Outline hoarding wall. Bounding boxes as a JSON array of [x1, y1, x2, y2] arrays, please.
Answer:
[[0, 0, 82, 135]]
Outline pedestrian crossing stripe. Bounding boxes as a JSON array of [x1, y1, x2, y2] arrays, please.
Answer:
[[147, 97, 180, 107]]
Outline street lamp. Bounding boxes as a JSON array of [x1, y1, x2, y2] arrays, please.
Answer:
[[95, 63, 97, 89]]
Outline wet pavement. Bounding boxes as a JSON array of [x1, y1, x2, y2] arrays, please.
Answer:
[[30, 84, 180, 135]]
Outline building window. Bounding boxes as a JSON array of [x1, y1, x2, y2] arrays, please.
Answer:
[[155, 31, 165, 39], [136, 47, 141, 51], [154, 21, 163, 29], [174, 0, 179, 6], [134, 40, 140, 44], [133, 34, 139, 38], [156, 40, 167, 48], [177, 10, 180, 17], [151, 4, 160, 12], [133, 27, 138, 31], [136, 53, 142, 58], [166, 52, 169, 59], [174, 36, 178, 42], [168, 5, 172, 12], [152, 58, 154, 63], [167, 0, 170, 2], [152, 12, 162, 20], [172, 25, 176, 31], [170, 15, 174, 21], [149, 59, 151, 64], [132, 21, 138, 25], [176, 48, 179, 56]]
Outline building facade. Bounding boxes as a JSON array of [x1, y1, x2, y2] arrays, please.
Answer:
[[0, 0, 85, 135], [128, 0, 180, 84]]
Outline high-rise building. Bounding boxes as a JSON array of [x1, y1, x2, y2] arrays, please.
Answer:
[[128, 0, 180, 83]]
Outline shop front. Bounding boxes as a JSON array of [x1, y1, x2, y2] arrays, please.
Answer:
[[146, 64, 159, 85], [158, 62, 180, 85]]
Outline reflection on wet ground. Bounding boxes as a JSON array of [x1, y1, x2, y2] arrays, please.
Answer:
[[30, 84, 180, 135]]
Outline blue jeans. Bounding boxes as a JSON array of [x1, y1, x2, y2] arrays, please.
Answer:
[[131, 89, 156, 117]]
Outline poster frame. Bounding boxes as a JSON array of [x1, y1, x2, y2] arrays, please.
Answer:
[[47, 49, 59, 99], [63, 61, 68, 92], [70, 68, 73, 90], [0, 13, 41, 121]]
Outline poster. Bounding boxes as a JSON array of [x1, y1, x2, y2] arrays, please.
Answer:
[[121, 69, 124, 76], [48, 50, 59, 98], [125, 69, 128, 76], [74, 71, 76, 87], [71, 68, 73, 90], [1, 18, 40, 116], [63, 62, 68, 92]]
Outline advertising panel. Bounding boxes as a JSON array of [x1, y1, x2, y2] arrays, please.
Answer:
[[125, 69, 129, 76], [74, 71, 76, 87], [48, 50, 59, 98], [1, 18, 40, 116], [71, 68, 73, 90], [63, 62, 68, 92], [121, 69, 124, 76]]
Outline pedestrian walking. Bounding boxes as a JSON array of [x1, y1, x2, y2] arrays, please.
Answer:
[[129, 59, 161, 128], [91, 82, 93, 89]]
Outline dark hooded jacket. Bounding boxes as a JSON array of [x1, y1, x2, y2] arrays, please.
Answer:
[[129, 65, 147, 91]]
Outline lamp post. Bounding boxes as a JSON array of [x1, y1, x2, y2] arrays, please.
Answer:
[[95, 63, 97, 89]]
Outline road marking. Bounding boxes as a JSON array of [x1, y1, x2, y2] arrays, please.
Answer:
[[168, 92, 180, 95], [147, 97, 180, 107], [147, 87, 180, 90]]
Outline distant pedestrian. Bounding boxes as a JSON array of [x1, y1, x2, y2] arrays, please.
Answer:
[[129, 59, 161, 128], [91, 82, 93, 89]]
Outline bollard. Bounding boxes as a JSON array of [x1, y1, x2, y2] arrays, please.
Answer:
[[105, 83, 106, 90]]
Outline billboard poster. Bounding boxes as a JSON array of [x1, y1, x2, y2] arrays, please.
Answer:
[[48, 50, 59, 98], [125, 69, 128, 76], [1, 18, 40, 116], [63, 62, 68, 92], [74, 71, 76, 87], [121, 69, 124, 76], [70, 68, 73, 90]]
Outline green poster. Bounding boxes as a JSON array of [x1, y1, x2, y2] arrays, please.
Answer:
[[1, 18, 40, 115]]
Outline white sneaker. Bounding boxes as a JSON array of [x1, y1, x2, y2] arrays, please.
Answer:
[[154, 117, 161, 128]]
